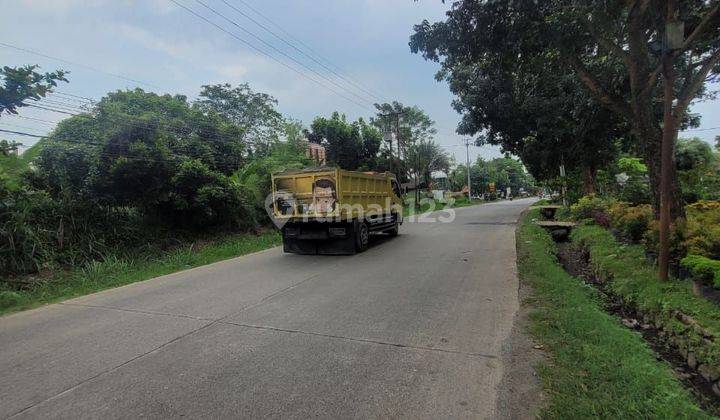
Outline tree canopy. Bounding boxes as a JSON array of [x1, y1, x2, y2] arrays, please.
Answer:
[[195, 83, 283, 157], [0, 65, 67, 116], [410, 0, 720, 218], [306, 112, 382, 170]]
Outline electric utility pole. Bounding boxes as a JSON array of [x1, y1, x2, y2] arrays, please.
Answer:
[[464, 139, 472, 198], [380, 110, 406, 176]]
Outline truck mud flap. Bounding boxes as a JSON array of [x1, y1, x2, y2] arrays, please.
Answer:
[[317, 236, 356, 255], [283, 238, 318, 254]]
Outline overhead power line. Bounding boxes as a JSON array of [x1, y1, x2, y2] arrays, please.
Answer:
[[0, 128, 277, 173], [682, 126, 720, 132], [54, 90, 95, 102], [0, 42, 163, 90], [0, 128, 45, 138], [25, 103, 78, 116], [220, 0, 386, 103], [14, 115, 61, 126], [231, 0, 388, 102], [168, 0, 374, 112], [193, 0, 376, 105], [12, 100, 281, 149]]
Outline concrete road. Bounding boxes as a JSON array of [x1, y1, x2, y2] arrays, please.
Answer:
[[0, 198, 533, 419]]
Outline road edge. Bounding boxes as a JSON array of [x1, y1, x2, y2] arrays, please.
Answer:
[[494, 209, 545, 419]]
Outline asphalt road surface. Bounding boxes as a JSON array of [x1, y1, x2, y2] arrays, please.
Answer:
[[1, 198, 534, 419]]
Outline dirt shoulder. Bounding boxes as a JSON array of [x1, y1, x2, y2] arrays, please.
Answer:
[[495, 277, 545, 419], [494, 210, 545, 419]]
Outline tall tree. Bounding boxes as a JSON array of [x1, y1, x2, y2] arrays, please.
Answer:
[[410, 1, 718, 212], [194, 83, 283, 157], [31, 88, 255, 228], [357, 117, 382, 170], [372, 102, 437, 177], [406, 139, 450, 207], [307, 112, 382, 170]]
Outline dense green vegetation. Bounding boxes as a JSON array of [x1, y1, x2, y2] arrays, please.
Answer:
[[572, 225, 720, 365], [411, 1, 720, 219], [1, 86, 310, 276], [681, 255, 720, 288], [569, 194, 720, 289], [517, 210, 709, 418], [0, 230, 280, 315], [447, 156, 535, 197], [1, 63, 471, 309]]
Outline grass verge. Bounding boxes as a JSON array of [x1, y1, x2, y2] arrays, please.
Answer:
[[0, 230, 281, 316], [517, 209, 709, 418], [572, 225, 720, 368]]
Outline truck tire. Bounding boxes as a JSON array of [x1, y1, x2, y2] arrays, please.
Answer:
[[388, 216, 399, 237], [355, 221, 370, 252]]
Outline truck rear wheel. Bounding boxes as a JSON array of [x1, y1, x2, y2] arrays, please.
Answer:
[[355, 221, 369, 252], [388, 217, 399, 237]]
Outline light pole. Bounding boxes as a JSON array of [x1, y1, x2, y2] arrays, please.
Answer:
[[464, 139, 472, 198]]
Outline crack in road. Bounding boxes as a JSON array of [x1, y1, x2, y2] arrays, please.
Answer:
[[4, 200, 534, 418], [58, 302, 214, 321], [220, 321, 498, 359]]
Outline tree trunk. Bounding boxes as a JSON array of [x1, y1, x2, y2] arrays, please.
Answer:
[[630, 96, 683, 221], [414, 173, 420, 210], [582, 164, 597, 195], [644, 137, 682, 220], [659, 2, 680, 282]]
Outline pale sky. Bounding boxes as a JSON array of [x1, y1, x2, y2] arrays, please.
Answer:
[[0, 0, 717, 165]]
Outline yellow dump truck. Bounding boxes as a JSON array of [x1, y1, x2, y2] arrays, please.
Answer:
[[270, 167, 403, 254]]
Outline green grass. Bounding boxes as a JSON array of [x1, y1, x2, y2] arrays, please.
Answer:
[[517, 209, 709, 418], [681, 254, 720, 287], [572, 225, 720, 366], [0, 154, 29, 181], [0, 140, 45, 180], [20, 139, 45, 163], [0, 230, 281, 316]]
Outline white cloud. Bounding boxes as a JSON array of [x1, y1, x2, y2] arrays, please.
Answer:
[[211, 64, 249, 80], [115, 23, 188, 59]]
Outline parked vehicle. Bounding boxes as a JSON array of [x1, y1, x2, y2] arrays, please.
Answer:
[[271, 167, 403, 254]]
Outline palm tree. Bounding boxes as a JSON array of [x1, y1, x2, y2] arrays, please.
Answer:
[[406, 140, 450, 208]]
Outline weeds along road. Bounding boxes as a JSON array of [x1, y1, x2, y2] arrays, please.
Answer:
[[0, 198, 535, 419]]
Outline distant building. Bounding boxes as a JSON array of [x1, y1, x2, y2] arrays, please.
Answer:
[[306, 142, 326, 165], [430, 170, 449, 190]]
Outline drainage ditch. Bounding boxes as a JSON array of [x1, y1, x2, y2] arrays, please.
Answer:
[[552, 237, 720, 415]]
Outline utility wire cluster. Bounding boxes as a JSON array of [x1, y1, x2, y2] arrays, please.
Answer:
[[1, 1, 471, 158]]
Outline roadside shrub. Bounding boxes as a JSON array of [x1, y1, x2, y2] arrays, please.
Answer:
[[643, 219, 687, 258], [570, 194, 609, 220], [0, 290, 24, 311], [680, 254, 720, 287], [682, 200, 720, 259], [81, 255, 133, 285], [614, 157, 652, 205], [608, 202, 653, 242], [590, 210, 610, 227], [167, 159, 257, 229], [608, 201, 628, 227], [0, 183, 58, 275]]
